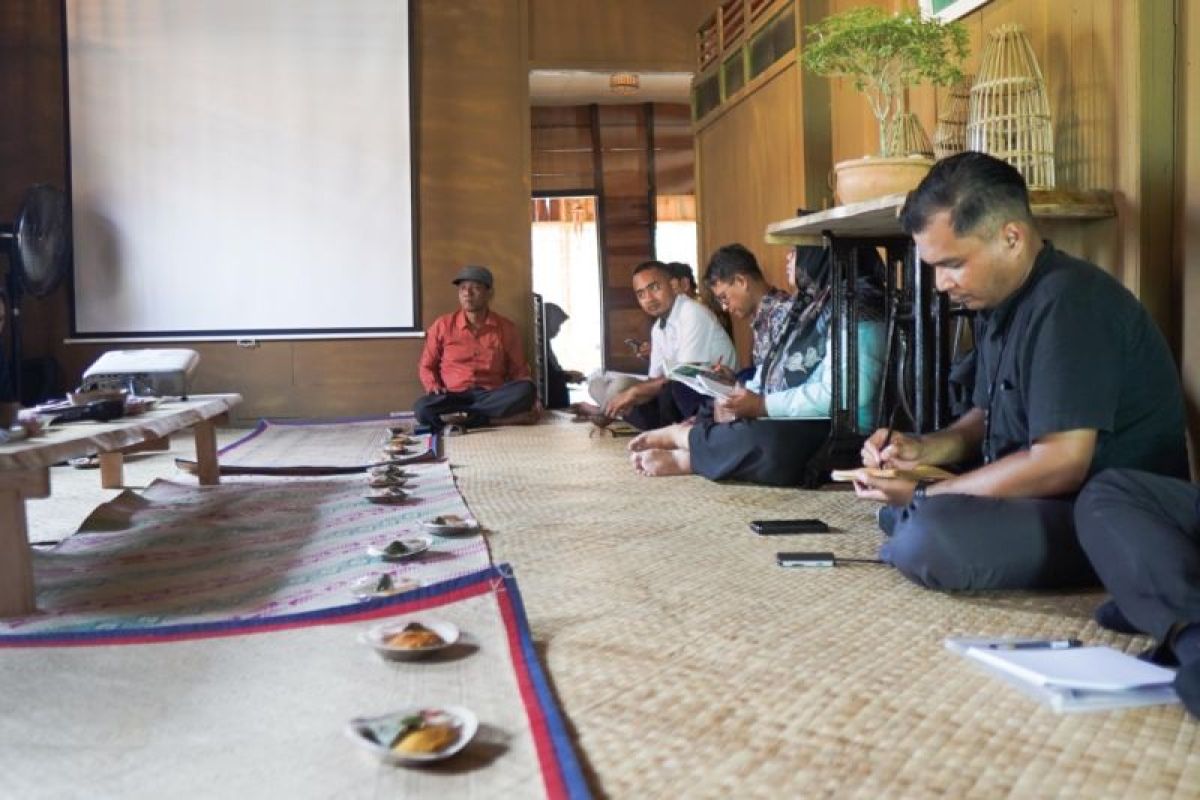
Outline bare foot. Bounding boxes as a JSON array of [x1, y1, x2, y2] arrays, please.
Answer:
[[631, 448, 693, 477], [628, 422, 687, 452]]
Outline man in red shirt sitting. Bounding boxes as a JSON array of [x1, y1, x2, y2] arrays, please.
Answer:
[[415, 266, 537, 432]]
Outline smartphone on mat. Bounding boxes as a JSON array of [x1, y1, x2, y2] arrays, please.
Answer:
[[750, 518, 830, 535], [776, 551, 836, 568]]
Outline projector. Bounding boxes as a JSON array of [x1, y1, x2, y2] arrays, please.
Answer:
[[81, 349, 200, 398]]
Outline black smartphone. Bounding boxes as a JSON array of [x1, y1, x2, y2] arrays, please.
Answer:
[[776, 551, 836, 568], [750, 518, 830, 535]]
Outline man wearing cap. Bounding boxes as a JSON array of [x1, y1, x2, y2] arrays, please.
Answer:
[[414, 265, 536, 432]]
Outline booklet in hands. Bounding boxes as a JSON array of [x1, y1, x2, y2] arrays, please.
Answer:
[[664, 362, 736, 400]]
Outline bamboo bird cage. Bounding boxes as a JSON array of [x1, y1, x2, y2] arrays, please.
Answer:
[[933, 74, 973, 160], [888, 112, 935, 159], [967, 25, 1055, 188]]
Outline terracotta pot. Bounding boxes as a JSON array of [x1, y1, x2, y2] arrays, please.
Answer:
[[834, 156, 935, 205]]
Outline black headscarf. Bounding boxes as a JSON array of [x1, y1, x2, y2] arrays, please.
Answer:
[[759, 246, 883, 393]]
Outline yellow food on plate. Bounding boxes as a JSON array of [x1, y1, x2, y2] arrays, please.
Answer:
[[394, 724, 458, 754], [384, 622, 445, 649]]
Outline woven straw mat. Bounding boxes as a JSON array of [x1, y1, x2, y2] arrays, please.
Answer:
[[447, 416, 1200, 799]]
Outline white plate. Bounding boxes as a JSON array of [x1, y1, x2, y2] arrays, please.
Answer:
[[347, 706, 478, 765], [365, 487, 409, 505], [350, 574, 422, 600], [366, 535, 432, 561], [360, 618, 461, 660], [420, 515, 480, 536], [368, 465, 414, 479], [367, 475, 411, 489]]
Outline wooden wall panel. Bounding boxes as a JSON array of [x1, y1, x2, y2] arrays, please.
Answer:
[[531, 106, 594, 193], [1180, 0, 1200, 473], [416, 0, 532, 346], [529, 0, 713, 70], [596, 105, 655, 374], [0, 1, 68, 363], [697, 65, 810, 359]]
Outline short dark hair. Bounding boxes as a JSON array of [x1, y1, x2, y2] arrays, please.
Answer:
[[703, 243, 764, 286], [666, 262, 695, 285], [899, 152, 1035, 238], [632, 260, 671, 280]]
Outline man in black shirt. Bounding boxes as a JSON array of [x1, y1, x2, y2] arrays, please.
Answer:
[[850, 152, 1189, 591]]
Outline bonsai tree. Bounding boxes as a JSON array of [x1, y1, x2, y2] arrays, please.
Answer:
[[802, 7, 968, 158]]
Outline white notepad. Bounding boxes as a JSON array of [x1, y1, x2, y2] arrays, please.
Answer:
[[945, 638, 1180, 713], [964, 646, 1175, 692]]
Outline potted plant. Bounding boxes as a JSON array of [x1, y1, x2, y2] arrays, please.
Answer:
[[802, 6, 968, 204]]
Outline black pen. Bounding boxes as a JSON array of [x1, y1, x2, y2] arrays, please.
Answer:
[[985, 638, 1082, 650]]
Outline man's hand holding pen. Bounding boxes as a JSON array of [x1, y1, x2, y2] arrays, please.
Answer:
[[852, 428, 928, 505], [861, 428, 926, 470]]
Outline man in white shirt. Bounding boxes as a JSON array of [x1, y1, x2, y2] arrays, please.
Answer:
[[591, 260, 737, 431]]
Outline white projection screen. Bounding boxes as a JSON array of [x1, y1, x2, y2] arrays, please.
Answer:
[[65, 0, 417, 338]]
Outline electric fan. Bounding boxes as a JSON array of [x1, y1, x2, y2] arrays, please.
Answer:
[[0, 184, 72, 401]]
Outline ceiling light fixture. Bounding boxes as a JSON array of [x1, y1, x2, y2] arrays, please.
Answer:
[[609, 72, 640, 95]]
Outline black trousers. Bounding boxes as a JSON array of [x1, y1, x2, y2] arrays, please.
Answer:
[[687, 411, 830, 486], [412, 380, 536, 430], [877, 494, 1098, 591], [1075, 469, 1200, 641], [624, 383, 706, 431]]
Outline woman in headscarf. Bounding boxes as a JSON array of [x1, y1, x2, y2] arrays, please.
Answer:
[[542, 302, 584, 409], [628, 244, 886, 486]]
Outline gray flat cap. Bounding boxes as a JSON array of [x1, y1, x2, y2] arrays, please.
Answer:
[[451, 265, 494, 288]]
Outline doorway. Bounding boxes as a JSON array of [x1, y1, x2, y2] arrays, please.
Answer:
[[530, 194, 603, 382]]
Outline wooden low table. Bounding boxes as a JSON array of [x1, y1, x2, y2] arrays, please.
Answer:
[[0, 394, 242, 617]]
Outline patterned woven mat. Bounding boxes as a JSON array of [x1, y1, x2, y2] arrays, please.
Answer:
[[1, 462, 488, 637], [447, 417, 1200, 799], [176, 416, 437, 475], [0, 568, 588, 799]]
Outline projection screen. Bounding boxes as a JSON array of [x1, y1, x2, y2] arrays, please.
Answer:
[[65, 0, 417, 338]]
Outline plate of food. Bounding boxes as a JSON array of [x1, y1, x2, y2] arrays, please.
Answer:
[[367, 474, 410, 489], [386, 424, 414, 437], [365, 486, 409, 505], [360, 619, 460, 660], [420, 514, 480, 536], [350, 573, 422, 601], [347, 706, 478, 765], [366, 535, 432, 561], [383, 442, 409, 455], [368, 464, 414, 479]]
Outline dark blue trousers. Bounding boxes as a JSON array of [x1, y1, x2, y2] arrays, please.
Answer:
[[1074, 468, 1200, 717], [876, 494, 1097, 591], [413, 380, 536, 431]]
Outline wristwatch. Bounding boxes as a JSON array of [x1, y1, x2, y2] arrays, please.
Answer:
[[912, 481, 932, 503]]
